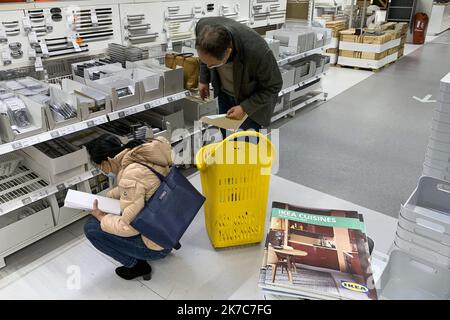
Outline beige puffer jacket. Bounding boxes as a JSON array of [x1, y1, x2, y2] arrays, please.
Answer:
[[100, 137, 172, 251]]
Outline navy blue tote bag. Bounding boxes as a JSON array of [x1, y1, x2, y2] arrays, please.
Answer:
[[131, 163, 205, 250]]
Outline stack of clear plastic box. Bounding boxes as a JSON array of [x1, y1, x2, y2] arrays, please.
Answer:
[[423, 72, 450, 182], [378, 73, 450, 300]]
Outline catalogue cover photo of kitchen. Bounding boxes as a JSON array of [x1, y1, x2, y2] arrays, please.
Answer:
[[259, 201, 377, 300]]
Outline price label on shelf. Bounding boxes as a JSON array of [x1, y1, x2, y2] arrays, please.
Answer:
[[57, 125, 76, 136], [22, 197, 32, 205], [94, 116, 108, 125], [134, 105, 146, 114], [14, 136, 42, 149], [30, 189, 48, 202], [11, 141, 23, 150], [153, 99, 163, 107], [127, 107, 137, 116], [65, 176, 82, 187]]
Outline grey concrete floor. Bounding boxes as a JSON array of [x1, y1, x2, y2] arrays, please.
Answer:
[[276, 31, 450, 218]]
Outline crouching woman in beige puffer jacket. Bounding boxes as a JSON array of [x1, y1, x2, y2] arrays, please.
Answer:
[[84, 134, 172, 281]]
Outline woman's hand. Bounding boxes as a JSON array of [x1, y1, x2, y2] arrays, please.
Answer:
[[91, 199, 106, 222]]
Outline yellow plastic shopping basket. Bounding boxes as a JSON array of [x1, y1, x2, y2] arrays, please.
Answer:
[[196, 131, 275, 248]]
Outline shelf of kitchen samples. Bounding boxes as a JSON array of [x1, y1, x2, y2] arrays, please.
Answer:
[[0, 90, 191, 156]]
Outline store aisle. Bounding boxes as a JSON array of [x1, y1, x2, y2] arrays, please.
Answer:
[[0, 174, 395, 299], [276, 31, 450, 218]]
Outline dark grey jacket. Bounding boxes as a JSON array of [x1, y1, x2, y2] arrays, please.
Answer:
[[196, 17, 282, 127]]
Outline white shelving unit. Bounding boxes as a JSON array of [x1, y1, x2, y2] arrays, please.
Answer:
[[271, 91, 325, 122], [273, 44, 329, 123], [277, 46, 326, 66], [0, 91, 190, 156], [0, 89, 190, 268], [278, 71, 326, 96]]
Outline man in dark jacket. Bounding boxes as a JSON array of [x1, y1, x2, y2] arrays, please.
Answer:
[[195, 17, 283, 132]]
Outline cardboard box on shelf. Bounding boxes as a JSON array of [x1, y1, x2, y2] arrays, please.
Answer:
[[286, 0, 310, 20], [326, 48, 338, 54]]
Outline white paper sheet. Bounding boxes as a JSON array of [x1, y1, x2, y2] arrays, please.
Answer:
[[200, 113, 248, 131], [64, 189, 121, 215]]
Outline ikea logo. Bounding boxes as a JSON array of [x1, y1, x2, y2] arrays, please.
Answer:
[[340, 281, 369, 294]]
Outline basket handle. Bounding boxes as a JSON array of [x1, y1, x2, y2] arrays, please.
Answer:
[[214, 130, 273, 154], [197, 131, 275, 170], [208, 131, 275, 164]]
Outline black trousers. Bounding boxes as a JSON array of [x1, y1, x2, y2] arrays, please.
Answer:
[[218, 91, 262, 136]]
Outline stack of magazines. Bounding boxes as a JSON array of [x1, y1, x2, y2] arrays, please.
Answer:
[[258, 201, 377, 300]]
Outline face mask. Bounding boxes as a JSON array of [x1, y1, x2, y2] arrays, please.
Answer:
[[207, 49, 231, 69]]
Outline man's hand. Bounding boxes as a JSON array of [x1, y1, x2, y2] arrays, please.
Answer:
[[198, 82, 210, 100], [92, 199, 106, 222], [226, 105, 246, 120]]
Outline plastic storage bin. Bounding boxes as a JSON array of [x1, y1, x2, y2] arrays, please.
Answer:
[[196, 131, 274, 248], [425, 153, 450, 166], [396, 224, 450, 257], [432, 119, 450, 133], [398, 176, 450, 267], [394, 236, 450, 267], [436, 101, 450, 113], [431, 128, 450, 143], [377, 250, 450, 300], [399, 212, 450, 246], [433, 109, 450, 124], [426, 148, 450, 163], [428, 137, 450, 153], [438, 91, 450, 103], [423, 163, 450, 182], [424, 158, 450, 173]]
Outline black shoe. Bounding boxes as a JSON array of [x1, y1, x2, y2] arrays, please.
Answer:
[[115, 260, 152, 280]]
